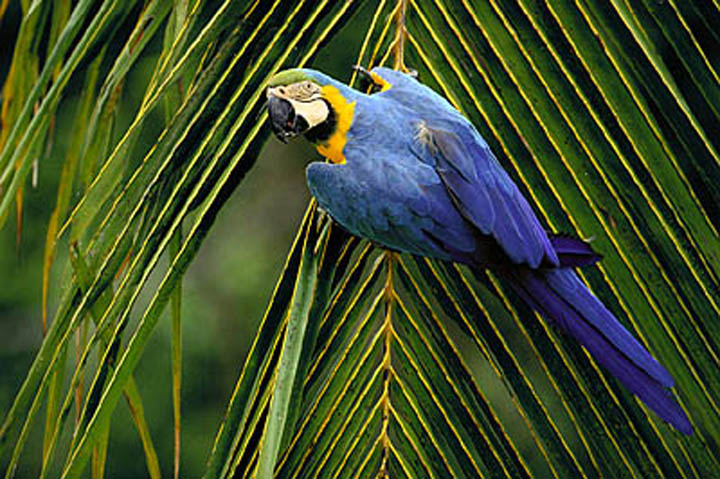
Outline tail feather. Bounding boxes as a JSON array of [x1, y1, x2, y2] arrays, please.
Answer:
[[549, 233, 602, 268], [507, 267, 692, 434]]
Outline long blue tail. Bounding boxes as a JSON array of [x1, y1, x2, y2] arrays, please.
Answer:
[[507, 267, 692, 434]]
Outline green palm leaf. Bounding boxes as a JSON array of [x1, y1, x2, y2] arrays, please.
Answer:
[[1, 0, 717, 477]]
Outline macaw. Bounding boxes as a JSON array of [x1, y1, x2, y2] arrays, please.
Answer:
[[265, 66, 692, 434]]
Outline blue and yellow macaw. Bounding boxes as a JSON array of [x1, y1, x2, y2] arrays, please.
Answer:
[[265, 66, 692, 434]]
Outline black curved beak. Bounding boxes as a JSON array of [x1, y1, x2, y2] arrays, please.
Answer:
[[267, 94, 309, 143]]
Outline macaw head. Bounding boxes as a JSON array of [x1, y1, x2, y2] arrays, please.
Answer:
[[265, 69, 331, 144], [268, 68, 378, 163]]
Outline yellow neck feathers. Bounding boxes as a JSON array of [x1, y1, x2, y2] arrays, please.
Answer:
[[316, 85, 355, 164]]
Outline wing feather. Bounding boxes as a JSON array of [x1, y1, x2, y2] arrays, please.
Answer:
[[428, 125, 558, 268]]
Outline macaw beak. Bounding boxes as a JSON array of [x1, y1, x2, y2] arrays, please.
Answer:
[[267, 91, 309, 143]]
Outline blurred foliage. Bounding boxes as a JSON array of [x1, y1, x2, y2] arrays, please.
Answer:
[[0, 0, 718, 478]]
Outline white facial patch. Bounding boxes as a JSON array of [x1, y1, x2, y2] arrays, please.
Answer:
[[288, 97, 329, 129]]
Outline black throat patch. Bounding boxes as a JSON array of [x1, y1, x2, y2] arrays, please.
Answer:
[[304, 99, 336, 144]]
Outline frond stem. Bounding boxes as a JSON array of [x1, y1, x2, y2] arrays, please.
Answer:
[[392, 0, 408, 71]]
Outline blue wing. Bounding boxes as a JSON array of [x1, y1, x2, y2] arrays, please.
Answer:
[[368, 67, 559, 268], [306, 149, 483, 264], [424, 122, 559, 268], [306, 127, 559, 269]]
